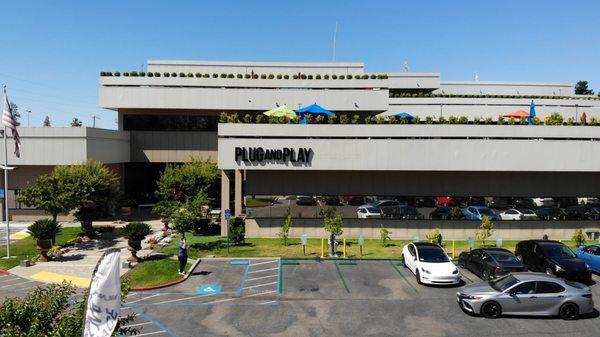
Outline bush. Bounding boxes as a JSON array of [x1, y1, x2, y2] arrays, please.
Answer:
[[590, 117, 599, 126], [567, 117, 575, 125], [307, 75, 313, 80], [179, 72, 186, 77], [532, 116, 541, 125], [27, 219, 61, 240], [473, 117, 481, 124], [425, 228, 441, 243], [221, 73, 228, 78], [458, 116, 468, 124], [300, 74, 307, 79], [476, 215, 495, 245], [572, 229, 587, 247], [328, 115, 338, 124], [508, 117, 516, 125], [244, 74, 251, 79], [187, 72, 194, 78], [227, 73, 234, 78], [123, 72, 130, 77], [450, 207, 463, 220], [171, 72, 177, 77], [370, 74, 376, 79], [268, 74, 274, 79], [255, 114, 264, 123], [339, 75, 345, 79], [293, 74, 299, 79], [219, 112, 228, 123], [546, 112, 563, 125], [284, 74, 290, 79], [339, 115, 349, 124], [120, 222, 152, 241], [252, 74, 259, 79], [497, 116, 505, 124], [228, 217, 245, 244], [412, 116, 421, 124], [147, 72, 154, 77], [354, 74, 360, 79], [243, 114, 252, 123], [278, 208, 292, 246], [448, 116, 458, 124], [332, 74, 338, 79], [163, 72, 170, 77], [315, 74, 322, 80], [425, 116, 434, 124], [438, 116, 447, 124], [324, 74, 330, 79], [197, 73, 203, 78], [351, 115, 360, 124], [485, 117, 494, 124], [114, 71, 120, 76], [212, 73, 219, 78], [375, 116, 386, 124], [276, 74, 282, 79]]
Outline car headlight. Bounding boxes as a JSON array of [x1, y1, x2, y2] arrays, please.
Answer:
[[466, 295, 483, 300], [585, 264, 591, 271], [452, 268, 459, 274], [555, 265, 565, 272], [421, 267, 432, 274]]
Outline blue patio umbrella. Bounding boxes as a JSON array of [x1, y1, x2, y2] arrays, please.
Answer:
[[295, 103, 335, 117], [394, 112, 415, 120], [528, 100, 536, 125]]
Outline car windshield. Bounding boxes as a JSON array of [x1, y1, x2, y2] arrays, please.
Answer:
[[478, 208, 494, 215], [417, 246, 450, 263], [366, 207, 380, 213], [540, 243, 577, 258], [490, 274, 519, 291], [488, 251, 520, 263]]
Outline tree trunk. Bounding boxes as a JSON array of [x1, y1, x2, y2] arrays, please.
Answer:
[[81, 220, 94, 239]]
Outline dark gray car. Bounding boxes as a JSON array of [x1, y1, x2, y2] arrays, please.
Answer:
[[457, 272, 594, 320]]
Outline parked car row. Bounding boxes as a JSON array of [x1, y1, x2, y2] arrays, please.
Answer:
[[402, 240, 598, 320]]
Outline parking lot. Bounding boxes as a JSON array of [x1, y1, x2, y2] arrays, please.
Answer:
[[123, 258, 600, 337]]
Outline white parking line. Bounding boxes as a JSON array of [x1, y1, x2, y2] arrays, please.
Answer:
[[242, 282, 277, 290], [244, 290, 276, 298], [260, 300, 278, 305], [151, 293, 215, 306], [135, 330, 166, 336], [248, 267, 278, 274], [122, 322, 152, 328], [250, 260, 278, 267], [246, 274, 278, 282], [126, 294, 161, 305]]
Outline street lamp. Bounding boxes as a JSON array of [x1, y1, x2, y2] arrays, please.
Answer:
[[26, 110, 31, 127]]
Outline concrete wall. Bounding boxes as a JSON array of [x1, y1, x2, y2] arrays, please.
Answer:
[[245, 218, 600, 241], [218, 124, 600, 172], [147, 60, 366, 76], [437, 81, 573, 96], [0, 127, 130, 165], [387, 97, 600, 120], [130, 131, 217, 163]]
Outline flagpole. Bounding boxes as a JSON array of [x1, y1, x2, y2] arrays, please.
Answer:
[[3, 85, 10, 258]]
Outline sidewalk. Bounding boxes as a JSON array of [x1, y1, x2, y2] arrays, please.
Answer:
[[8, 220, 164, 288]]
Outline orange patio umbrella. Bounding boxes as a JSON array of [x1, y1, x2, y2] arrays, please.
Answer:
[[503, 110, 530, 119]]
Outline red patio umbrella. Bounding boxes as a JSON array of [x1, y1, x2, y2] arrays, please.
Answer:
[[503, 110, 530, 119]]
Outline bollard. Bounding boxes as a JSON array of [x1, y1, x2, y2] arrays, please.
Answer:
[[343, 239, 347, 258], [320, 238, 325, 258], [452, 240, 455, 259]]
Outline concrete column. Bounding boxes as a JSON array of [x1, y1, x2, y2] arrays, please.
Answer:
[[220, 170, 231, 237], [234, 169, 243, 216]]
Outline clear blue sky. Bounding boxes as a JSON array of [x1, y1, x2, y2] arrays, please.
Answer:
[[1, 0, 598, 129]]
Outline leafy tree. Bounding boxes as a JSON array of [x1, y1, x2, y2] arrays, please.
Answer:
[[171, 206, 196, 238], [228, 217, 245, 244], [18, 169, 76, 221], [575, 81, 594, 95], [278, 208, 292, 246], [323, 207, 343, 256], [70, 117, 82, 127], [572, 229, 587, 247], [425, 228, 441, 243], [0, 281, 137, 336], [379, 224, 391, 247], [476, 215, 495, 246], [545, 112, 564, 125], [43, 115, 51, 127]]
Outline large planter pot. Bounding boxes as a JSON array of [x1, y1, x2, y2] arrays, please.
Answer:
[[36, 239, 53, 262], [127, 239, 142, 263]]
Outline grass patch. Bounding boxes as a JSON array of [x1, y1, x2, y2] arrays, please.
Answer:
[[0, 227, 82, 270], [123, 257, 191, 288], [160, 235, 582, 260], [245, 197, 276, 207]]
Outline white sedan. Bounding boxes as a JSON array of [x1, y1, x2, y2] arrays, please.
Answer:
[[499, 208, 538, 220], [402, 242, 461, 285], [356, 205, 382, 219]]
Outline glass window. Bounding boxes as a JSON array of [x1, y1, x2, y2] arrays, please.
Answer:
[[416, 245, 450, 263], [490, 274, 520, 292], [540, 243, 576, 258], [488, 251, 520, 263], [536, 281, 565, 293], [408, 244, 416, 257], [511, 281, 537, 295]]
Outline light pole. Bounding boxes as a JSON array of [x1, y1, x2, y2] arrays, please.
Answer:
[[26, 110, 31, 127]]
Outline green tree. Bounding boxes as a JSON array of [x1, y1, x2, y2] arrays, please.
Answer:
[[379, 224, 391, 247], [476, 215, 495, 246], [171, 206, 196, 238], [0, 281, 137, 336], [278, 208, 292, 246], [572, 229, 587, 247], [425, 228, 441, 243], [18, 167, 78, 221], [43, 115, 51, 127], [575, 80, 594, 95], [323, 207, 343, 256]]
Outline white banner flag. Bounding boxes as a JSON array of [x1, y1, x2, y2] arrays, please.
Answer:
[[83, 248, 122, 337]]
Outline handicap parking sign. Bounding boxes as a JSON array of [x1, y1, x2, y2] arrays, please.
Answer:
[[198, 284, 222, 295]]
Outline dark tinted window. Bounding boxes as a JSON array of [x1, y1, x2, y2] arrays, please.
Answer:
[[416, 245, 449, 263], [536, 281, 565, 293], [408, 244, 416, 256], [488, 251, 520, 263], [490, 274, 519, 291], [123, 114, 219, 131], [539, 243, 576, 258], [511, 281, 536, 295]]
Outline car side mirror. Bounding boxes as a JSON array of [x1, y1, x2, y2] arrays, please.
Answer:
[[413, 256, 417, 261]]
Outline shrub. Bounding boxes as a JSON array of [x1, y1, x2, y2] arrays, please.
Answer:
[[375, 116, 386, 124], [351, 115, 360, 124], [278, 208, 292, 246], [171, 72, 177, 77], [567, 117, 575, 125], [228, 217, 245, 244], [147, 72, 154, 77], [497, 116, 505, 124], [315, 74, 322, 80], [255, 114, 264, 123], [339, 115, 349, 124], [300, 74, 307, 79], [354, 74, 361, 79], [425, 228, 441, 243], [114, 71, 121, 76], [243, 114, 252, 123], [196, 73, 203, 78], [293, 74, 299, 79], [315, 115, 325, 124], [276, 74, 282, 79], [268, 74, 274, 79], [252, 74, 258, 79], [546, 112, 563, 125], [227, 73, 234, 78], [590, 117, 599, 126], [508, 117, 516, 125], [476, 215, 495, 245], [163, 72, 170, 77], [458, 116, 468, 124], [438, 116, 447, 124], [572, 229, 587, 247], [187, 72, 194, 78], [339, 75, 345, 79], [328, 115, 338, 124], [227, 113, 240, 123], [412, 116, 421, 124], [307, 75, 313, 80], [324, 74, 330, 79], [123, 72, 130, 77], [520, 118, 528, 125], [120, 221, 152, 241], [380, 225, 392, 247], [212, 73, 219, 78], [532, 116, 541, 125], [485, 117, 493, 124], [284, 74, 290, 79], [473, 117, 481, 124], [179, 72, 186, 77], [364, 116, 373, 124], [370, 74, 376, 79], [27, 219, 61, 240], [347, 76, 352, 80], [219, 112, 228, 123], [221, 73, 228, 78], [448, 116, 458, 124], [244, 74, 251, 79], [361, 74, 369, 79], [425, 116, 434, 124], [99, 71, 106, 76], [332, 74, 338, 79]]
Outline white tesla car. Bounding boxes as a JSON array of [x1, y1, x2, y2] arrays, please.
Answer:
[[402, 242, 461, 285], [356, 205, 382, 219], [499, 208, 538, 220]]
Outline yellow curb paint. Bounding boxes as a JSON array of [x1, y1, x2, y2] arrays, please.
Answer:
[[11, 231, 30, 240], [30, 271, 90, 288]]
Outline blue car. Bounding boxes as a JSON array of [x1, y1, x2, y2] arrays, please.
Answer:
[[575, 244, 600, 273], [464, 206, 499, 221]]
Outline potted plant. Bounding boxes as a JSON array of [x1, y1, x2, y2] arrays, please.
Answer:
[[120, 222, 152, 263], [27, 219, 61, 262]]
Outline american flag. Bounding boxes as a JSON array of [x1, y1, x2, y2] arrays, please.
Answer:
[[2, 88, 21, 158]]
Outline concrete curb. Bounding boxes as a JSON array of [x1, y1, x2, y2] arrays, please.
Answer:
[[130, 257, 202, 292], [0, 269, 10, 275]]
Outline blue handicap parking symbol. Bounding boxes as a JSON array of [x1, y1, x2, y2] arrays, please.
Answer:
[[198, 284, 222, 295]]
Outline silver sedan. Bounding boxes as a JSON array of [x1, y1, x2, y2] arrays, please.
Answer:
[[457, 272, 594, 320]]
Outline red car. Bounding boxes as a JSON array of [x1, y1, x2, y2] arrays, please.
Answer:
[[435, 197, 463, 207]]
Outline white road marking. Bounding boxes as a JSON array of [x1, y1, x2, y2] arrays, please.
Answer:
[[122, 322, 152, 328], [244, 290, 276, 298], [248, 267, 278, 274], [135, 330, 166, 336], [203, 297, 237, 305], [246, 274, 278, 282], [243, 282, 277, 290], [260, 300, 278, 305], [126, 293, 161, 305], [250, 260, 278, 267], [151, 293, 215, 305]]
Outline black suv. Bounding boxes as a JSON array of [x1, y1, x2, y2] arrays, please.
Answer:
[[515, 240, 592, 283]]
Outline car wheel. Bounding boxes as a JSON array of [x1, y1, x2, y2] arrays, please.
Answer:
[[458, 259, 465, 268], [559, 302, 579, 320], [402, 254, 407, 268], [481, 301, 502, 319], [545, 267, 554, 275], [415, 270, 422, 285], [482, 270, 490, 281]]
